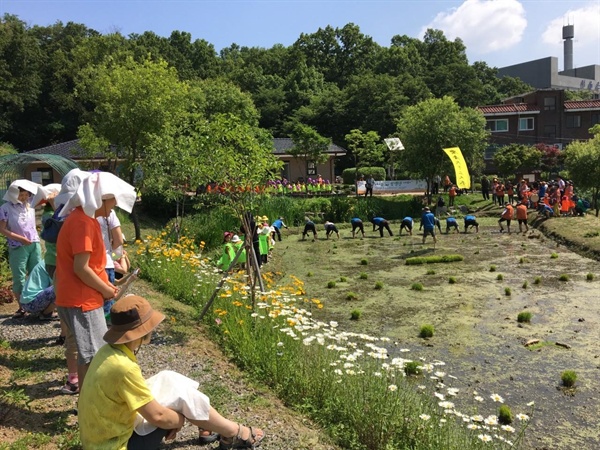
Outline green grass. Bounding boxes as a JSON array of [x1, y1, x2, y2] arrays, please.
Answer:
[[517, 311, 532, 323], [561, 370, 577, 388], [419, 324, 434, 338]]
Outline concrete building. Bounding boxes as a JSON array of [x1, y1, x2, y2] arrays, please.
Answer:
[[497, 25, 600, 93]]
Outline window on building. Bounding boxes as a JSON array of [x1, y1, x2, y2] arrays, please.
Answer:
[[484, 145, 499, 161], [543, 125, 556, 139], [566, 115, 581, 128], [486, 119, 508, 132], [307, 161, 317, 176], [518, 117, 534, 131], [544, 97, 556, 111], [592, 114, 600, 126]]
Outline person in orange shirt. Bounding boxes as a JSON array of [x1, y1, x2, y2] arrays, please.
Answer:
[[448, 185, 457, 207], [55, 171, 136, 388], [516, 200, 529, 233], [495, 182, 505, 207], [498, 203, 514, 234]]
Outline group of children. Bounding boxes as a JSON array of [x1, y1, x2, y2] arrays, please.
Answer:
[[217, 216, 288, 272]]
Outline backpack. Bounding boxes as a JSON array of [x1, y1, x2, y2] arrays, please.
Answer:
[[582, 199, 591, 209], [40, 205, 65, 244]]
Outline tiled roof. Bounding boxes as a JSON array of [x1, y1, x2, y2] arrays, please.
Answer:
[[273, 138, 347, 155], [564, 100, 600, 111], [478, 104, 541, 115]]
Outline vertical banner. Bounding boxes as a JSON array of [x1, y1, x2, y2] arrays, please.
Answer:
[[443, 147, 471, 189]]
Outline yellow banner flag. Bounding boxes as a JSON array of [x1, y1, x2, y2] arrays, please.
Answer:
[[443, 147, 471, 189]]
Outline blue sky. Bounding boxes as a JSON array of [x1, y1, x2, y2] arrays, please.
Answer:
[[2, 0, 599, 69]]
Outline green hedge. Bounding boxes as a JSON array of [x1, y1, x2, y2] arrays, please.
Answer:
[[342, 167, 386, 185], [405, 254, 464, 265]]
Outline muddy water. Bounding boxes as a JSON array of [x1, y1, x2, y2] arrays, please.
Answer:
[[277, 227, 600, 449]]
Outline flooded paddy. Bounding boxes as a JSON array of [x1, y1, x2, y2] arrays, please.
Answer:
[[275, 219, 600, 449]]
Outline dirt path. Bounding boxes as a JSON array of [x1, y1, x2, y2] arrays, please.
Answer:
[[273, 218, 600, 450]]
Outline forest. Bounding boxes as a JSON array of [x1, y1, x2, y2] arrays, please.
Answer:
[[0, 14, 531, 155]]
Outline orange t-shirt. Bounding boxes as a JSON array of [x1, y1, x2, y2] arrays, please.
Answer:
[[516, 204, 527, 220], [501, 204, 514, 219], [55, 207, 108, 311]]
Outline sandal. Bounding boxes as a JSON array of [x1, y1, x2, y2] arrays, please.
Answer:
[[12, 308, 27, 319], [219, 423, 265, 449], [40, 311, 59, 321], [198, 428, 219, 445]]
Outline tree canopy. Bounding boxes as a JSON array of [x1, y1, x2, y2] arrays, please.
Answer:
[[396, 96, 488, 199], [492, 144, 542, 178], [1, 15, 530, 154], [564, 125, 600, 216]]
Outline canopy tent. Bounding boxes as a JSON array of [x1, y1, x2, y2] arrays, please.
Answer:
[[0, 153, 79, 199]]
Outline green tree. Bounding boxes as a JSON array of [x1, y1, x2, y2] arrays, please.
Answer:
[[76, 57, 189, 239], [0, 15, 42, 140], [396, 96, 488, 201], [564, 125, 600, 216], [345, 129, 385, 170], [288, 123, 331, 185], [493, 144, 542, 179], [0, 142, 18, 155]]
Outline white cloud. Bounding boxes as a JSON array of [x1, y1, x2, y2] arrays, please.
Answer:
[[421, 0, 527, 54], [541, 2, 600, 54]]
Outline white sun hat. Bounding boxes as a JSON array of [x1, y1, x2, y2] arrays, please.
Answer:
[[58, 171, 136, 218], [3, 179, 42, 204]]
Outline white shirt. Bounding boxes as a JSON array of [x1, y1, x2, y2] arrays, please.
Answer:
[[97, 210, 121, 269]]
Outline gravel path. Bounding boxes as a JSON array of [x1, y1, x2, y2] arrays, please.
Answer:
[[0, 282, 340, 450]]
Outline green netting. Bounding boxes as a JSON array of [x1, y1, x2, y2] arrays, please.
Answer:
[[0, 153, 79, 196]]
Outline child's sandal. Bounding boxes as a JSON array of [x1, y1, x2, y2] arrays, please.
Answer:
[[218, 423, 265, 449]]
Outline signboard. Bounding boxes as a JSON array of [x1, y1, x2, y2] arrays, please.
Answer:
[[384, 138, 404, 151], [373, 180, 427, 192]]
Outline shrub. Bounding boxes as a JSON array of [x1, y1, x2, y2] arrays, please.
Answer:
[[533, 276, 542, 285], [405, 254, 464, 265], [448, 276, 456, 284], [517, 311, 532, 323], [496, 274, 504, 281], [360, 258, 369, 266], [346, 292, 358, 301], [404, 361, 422, 376], [561, 370, 577, 387], [559, 274, 569, 282], [489, 265, 497, 272], [587, 273, 594, 281], [426, 269, 436, 275], [359, 272, 368, 280], [551, 252, 559, 259], [498, 405, 513, 425], [419, 324, 434, 338], [374, 281, 384, 290], [327, 281, 336, 289], [342, 167, 386, 185], [504, 287, 511, 296], [339, 276, 347, 282], [350, 309, 361, 321], [411, 282, 423, 291]]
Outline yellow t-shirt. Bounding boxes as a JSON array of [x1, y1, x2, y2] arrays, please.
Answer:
[[79, 344, 154, 450]]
